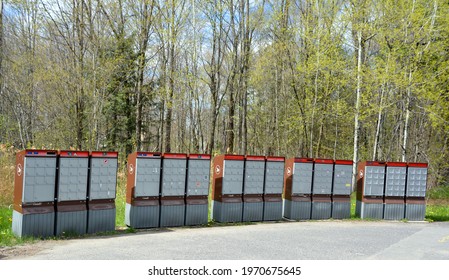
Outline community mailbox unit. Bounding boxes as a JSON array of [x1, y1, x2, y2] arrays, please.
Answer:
[[332, 160, 353, 219], [12, 150, 57, 237], [405, 162, 428, 221], [283, 158, 313, 220], [55, 150, 89, 235], [160, 153, 187, 227], [311, 158, 333, 220], [185, 154, 211, 226], [263, 156, 285, 221], [242, 155, 265, 222], [356, 161, 386, 219], [126, 152, 161, 228], [384, 162, 407, 220], [212, 154, 245, 223], [87, 151, 118, 233]]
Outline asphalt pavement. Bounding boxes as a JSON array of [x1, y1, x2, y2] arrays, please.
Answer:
[[8, 220, 449, 260]]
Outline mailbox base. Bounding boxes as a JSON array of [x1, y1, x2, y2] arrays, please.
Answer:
[[55, 210, 87, 236], [311, 202, 332, 220], [356, 200, 384, 219], [87, 207, 116, 234], [405, 203, 426, 221], [212, 201, 243, 223], [12, 210, 55, 238], [125, 203, 160, 228], [384, 203, 405, 220], [331, 202, 351, 219], [263, 201, 283, 221], [242, 201, 263, 222], [283, 199, 311, 220], [185, 204, 209, 226], [160, 204, 185, 227]]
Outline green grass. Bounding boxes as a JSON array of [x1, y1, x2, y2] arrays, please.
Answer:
[[350, 192, 358, 219], [0, 207, 36, 247], [115, 188, 126, 228], [426, 186, 449, 222], [425, 204, 449, 222]]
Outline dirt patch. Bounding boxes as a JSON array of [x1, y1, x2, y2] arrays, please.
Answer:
[[427, 199, 449, 205], [0, 240, 55, 260]]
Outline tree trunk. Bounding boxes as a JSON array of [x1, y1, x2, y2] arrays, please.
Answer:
[[0, 0, 3, 97], [135, 1, 154, 151], [164, 0, 176, 153], [241, 0, 251, 155], [206, 3, 223, 155], [75, 0, 85, 150], [373, 79, 388, 161], [402, 69, 412, 162], [352, 30, 362, 192], [226, 0, 239, 154]]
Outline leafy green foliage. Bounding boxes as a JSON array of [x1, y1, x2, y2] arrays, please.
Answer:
[[427, 186, 449, 200]]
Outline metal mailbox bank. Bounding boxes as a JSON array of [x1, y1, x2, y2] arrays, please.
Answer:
[[311, 159, 333, 220], [263, 156, 285, 221], [332, 160, 353, 219], [126, 152, 161, 228], [356, 161, 386, 219], [160, 153, 187, 227], [384, 162, 407, 220], [242, 155, 265, 222], [12, 150, 57, 237], [55, 150, 89, 235], [185, 154, 211, 226], [283, 158, 313, 220], [87, 151, 118, 233], [212, 154, 245, 222], [405, 162, 428, 221]]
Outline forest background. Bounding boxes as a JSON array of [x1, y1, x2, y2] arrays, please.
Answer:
[[1, 0, 449, 206]]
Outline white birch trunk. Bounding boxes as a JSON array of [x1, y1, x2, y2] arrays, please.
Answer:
[[352, 30, 362, 192]]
